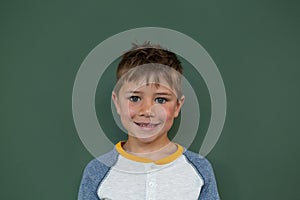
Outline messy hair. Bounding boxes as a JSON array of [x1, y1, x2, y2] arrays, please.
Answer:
[[115, 42, 183, 98]]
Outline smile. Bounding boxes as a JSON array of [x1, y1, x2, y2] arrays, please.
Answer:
[[134, 122, 160, 128]]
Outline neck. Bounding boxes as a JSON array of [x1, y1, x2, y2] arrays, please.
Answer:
[[122, 135, 178, 161]]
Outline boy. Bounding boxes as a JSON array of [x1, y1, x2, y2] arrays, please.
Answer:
[[78, 43, 220, 200]]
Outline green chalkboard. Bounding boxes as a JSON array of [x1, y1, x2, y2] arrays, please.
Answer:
[[1, 0, 299, 199]]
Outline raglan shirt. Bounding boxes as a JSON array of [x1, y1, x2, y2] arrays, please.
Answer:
[[78, 142, 220, 200]]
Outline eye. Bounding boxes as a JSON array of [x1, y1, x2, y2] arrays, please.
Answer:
[[129, 96, 141, 102], [155, 97, 167, 104]]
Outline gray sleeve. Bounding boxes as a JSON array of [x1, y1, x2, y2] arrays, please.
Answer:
[[78, 159, 110, 200], [183, 150, 221, 200], [197, 158, 220, 200]]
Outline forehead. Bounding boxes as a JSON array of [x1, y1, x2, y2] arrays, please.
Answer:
[[120, 80, 176, 95], [114, 63, 182, 98]]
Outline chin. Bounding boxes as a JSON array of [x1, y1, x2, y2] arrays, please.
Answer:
[[133, 132, 166, 144]]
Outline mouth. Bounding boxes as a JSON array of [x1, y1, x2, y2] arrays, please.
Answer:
[[134, 122, 160, 128]]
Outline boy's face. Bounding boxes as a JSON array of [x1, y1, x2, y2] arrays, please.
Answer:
[[112, 80, 184, 143]]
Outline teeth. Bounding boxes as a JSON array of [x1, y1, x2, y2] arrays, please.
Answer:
[[138, 123, 156, 128]]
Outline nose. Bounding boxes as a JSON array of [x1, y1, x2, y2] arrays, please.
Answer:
[[139, 99, 155, 117]]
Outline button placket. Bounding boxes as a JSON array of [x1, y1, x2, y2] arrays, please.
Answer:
[[146, 169, 157, 200]]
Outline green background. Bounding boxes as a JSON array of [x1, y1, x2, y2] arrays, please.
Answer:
[[1, 0, 299, 199]]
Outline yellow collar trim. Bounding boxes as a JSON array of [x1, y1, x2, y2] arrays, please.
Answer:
[[115, 141, 184, 165]]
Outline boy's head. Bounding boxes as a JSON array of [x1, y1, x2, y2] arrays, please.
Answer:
[[115, 43, 183, 98], [116, 42, 183, 79], [112, 43, 185, 141]]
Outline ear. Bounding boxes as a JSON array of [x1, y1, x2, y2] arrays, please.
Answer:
[[174, 95, 185, 118], [112, 91, 121, 115]]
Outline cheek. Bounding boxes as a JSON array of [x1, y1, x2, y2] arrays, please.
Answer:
[[127, 106, 138, 118], [124, 103, 152, 119], [118, 101, 134, 119], [154, 105, 175, 120], [165, 104, 179, 119]]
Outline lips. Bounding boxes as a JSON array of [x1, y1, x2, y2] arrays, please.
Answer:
[[134, 122, 160, 128]]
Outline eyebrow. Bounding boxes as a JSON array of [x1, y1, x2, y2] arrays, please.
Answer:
[[125, 91, 173, 96], [125, 91, 142, 94], [155, 92, 173, 96]]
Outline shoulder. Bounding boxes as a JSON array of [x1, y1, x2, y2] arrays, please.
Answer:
[[78, 149, 119, 200], [182, 149, 215, 180], [182, 149, 221, 199], [83, 148, 119, 178]]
